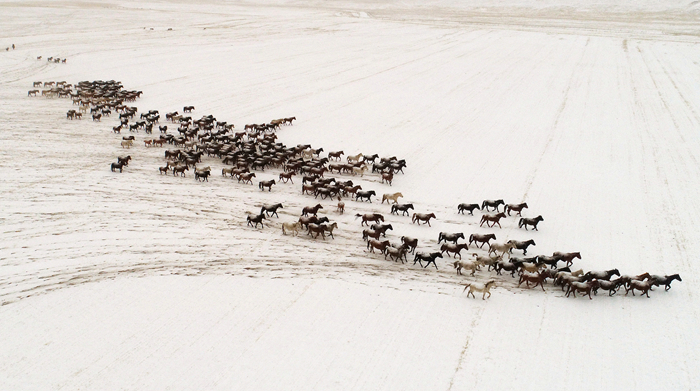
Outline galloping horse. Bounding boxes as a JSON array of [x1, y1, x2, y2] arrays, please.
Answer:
[[412, 213, 436, 227], [651, 274, 682, 291], [507, 239, 536, 255], [518, 272, 546, 291], [414, 252, 443, 269], [247, 213, 266, 228]]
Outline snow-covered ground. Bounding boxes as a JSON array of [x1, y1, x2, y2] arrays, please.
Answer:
[[1, 0, 699, 389]]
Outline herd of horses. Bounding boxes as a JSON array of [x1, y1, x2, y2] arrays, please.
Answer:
[[36, 79, 681, 301]]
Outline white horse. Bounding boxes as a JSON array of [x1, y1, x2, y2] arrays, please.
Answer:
[[463, 280, 496, 300], [120, 140, 132, 149], [282, 222, 302, 236], [347, 153, 363, 163], [488, 242, 514, 258], [381, 192, 403, 204], [473, 253, 501, 270], [352, 164, 368, 177]]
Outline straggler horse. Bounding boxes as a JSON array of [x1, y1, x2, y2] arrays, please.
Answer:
[[457, 203, 480, 215], [469, 233, 496, 249], [438, 232, 465, 244], [552, 252, 581, 267], [414, 252, 443, 269], [412, 213, 436, 227], [519, 215, 544, 231], [507, 239, 536, 255], [279, 172, 295, 183], [390, 203, 414, 216], [247, 213, 266, 228], [259, 179, 276, 191], [463, 280, 496, 300], [356, 213, 384, 226], [482, 199, 505, 212], [261, 203, 283, 218], [480, 213, 506, 228], [651, 274, 682, 291], [505, 202, 528, 216]]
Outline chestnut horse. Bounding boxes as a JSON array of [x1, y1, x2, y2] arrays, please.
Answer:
[[367, 239, 390, 254], [480, 213, 506, 228]]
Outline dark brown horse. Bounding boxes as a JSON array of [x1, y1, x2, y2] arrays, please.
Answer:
[[261, 203, 283, 218], [507, 239, 536, 255], [440, 243, 470, 259], [552, 252, 581, 267], [482, 199, 504, 212], [519, 215, 544, 231], [246, 213, 266, 228], [438, 232, 464, 244], [413, 252, 443, 269], [651, 274, 682, 291], [401, 236, 418, 254], [302, 204, 323, 216], [412, 213, 436, 227], [356, 213, 384, 226], [259, 179, 276, 191], [279, 172, 295, 183], [505, 202, 528, 216], [468, 233, 496, 249], [457, 203, 480, 215], [390, 203, 414, 216]]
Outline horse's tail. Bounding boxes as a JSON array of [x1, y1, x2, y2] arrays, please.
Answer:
[[462, 283, 472, 293], [518, 218, 524, 227], [355, 214, 362, 220]]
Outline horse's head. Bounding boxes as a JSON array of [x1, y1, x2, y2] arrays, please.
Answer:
[[611, 269, 621, 277], [671, 274, 682, 281], [488, 234, 497, 240]]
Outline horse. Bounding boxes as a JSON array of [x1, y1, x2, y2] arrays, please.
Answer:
[[412, 213, 436, 227], [110, 162, 125, 173], [474, 254, 501, 271], [488, 242, 514, 258], [307, 223, 328, 240], [282, 221, 302, 236], [468, 233, 496, 249], [457, 203, 480, 215], [566, 280, 599, 299], [507, 239, 536, 255], [582, 269, 620, 282], [279, 172, 295, 184], [651, 274, 682, 291], [453, 260, 480, 275], [385, 244, 408, 263], [302, 204, 323, 216], [594, 278, 624, 296], [480, 213, 506, 228], [482, 199, 505, 212], [352, 165, 369, 177], [414, 252, 443, 269], [28, 90, 39, 97], [463, 280, 497, 300], [401, 236, 418, 254], [195, 170, 211, 182], [261, 203, 283, 218], [355, 190, 376, 203], [356, 213, 384, 226], [552, 252, 581, 267], [238, 172, 256, 184], [347, 153, 363, 163], [390, 203, 413, 216], [381, 192, 403, 204], [117, 156, 131, 166], [367, 239, 390, 254], [441, 243, 470, 259], [247, 213, 267, 228], [337, 199, 345, 214], [381, 172, 393, 185], [259, 180, 276, 191], [120, 140, 132, 149], [505, 202, 528, 216], [362, 229, 382, 241], [370, 223, 393, 237], [183, 106, 195, 113], [625, 280, 654, 297], [159, 166, 169, 174], [519, 215, 544, 231], [438, 232, 464, 244], [495, 260, 519, 277], [518, 272, 546, 291], [328, 151, 343, 160], [172, 165, 189, 177]]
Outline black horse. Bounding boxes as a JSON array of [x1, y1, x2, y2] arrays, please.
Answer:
[[390, 203, 414, 216], [457, 203, 480, 215], [247, 213, 267, 228], [508, 239, 536, 255], [519, 216, 544, 231], [355, 190, 376, 203], [261, 203, 284, 218], [413, 252, 443, 270], [110, 162, 124, 173], [117, 155, 131, 166], [651, 274, 682, 291], [195, 170, 210, 182], [438, 232, 464, 244]]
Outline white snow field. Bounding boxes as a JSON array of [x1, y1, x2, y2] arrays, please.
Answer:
[[1, 0, 700, 389]]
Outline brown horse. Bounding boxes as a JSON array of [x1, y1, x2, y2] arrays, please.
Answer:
[[307, 223, 327, 239], [356, 213, 384, 226], [367, 239, 390, 254], [328, 151, 344, 160], [518, 272, 546, 291], [457, 203, 480, 215], [552, 252, 581, 267], [440, 243, 470, 259], [480, 213, 506, 228], [238, 172, 256, 184], [362, 229, 382, 241], [566, 280, 599, 299], [401, 236, 418, 254], [302, 204, 323, 216], [381, 172, 393, 185], [259, 179, 276, 191], [412, 213, 436, 227], [172, 166, 189, 177], [482, 199, 505, 212], [468, 233, 496, 249], [279, 172, 295, 183], [625, 280, 654, 298], [519, 215, 544, 231], [505, 202, 528, 216]]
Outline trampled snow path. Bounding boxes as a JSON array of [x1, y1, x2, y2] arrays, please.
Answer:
[[1, 1, 699, 389]]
